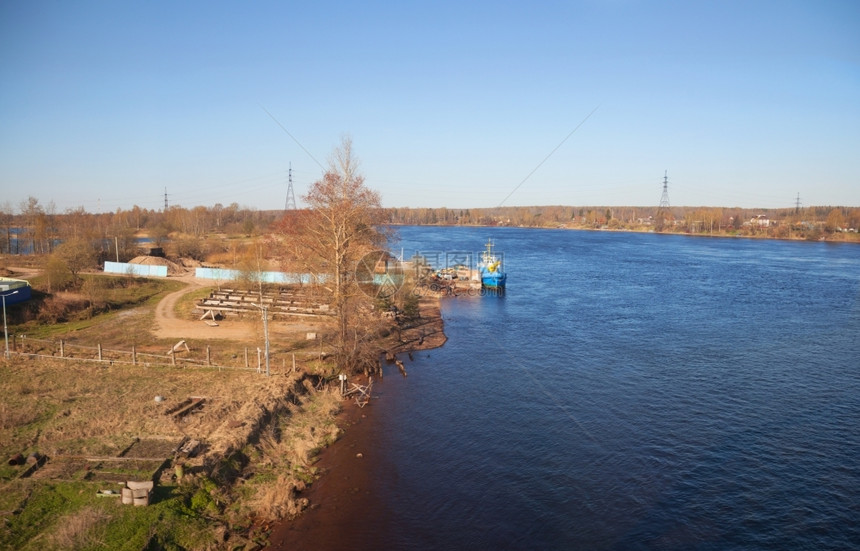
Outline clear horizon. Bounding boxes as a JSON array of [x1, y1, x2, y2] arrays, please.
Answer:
[[2, 1, 858, 213]]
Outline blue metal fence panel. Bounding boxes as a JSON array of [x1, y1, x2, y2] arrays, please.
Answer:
[[194, 267, 315, 284], [104, 261, 168, 277]]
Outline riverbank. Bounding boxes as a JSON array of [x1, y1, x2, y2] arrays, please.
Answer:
[[0, 267, 446, 550], [264, 385, 387, 550], [263, 296, 447, 550], [388, 221, 860, 244]]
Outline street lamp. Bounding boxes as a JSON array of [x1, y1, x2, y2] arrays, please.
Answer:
[[2, 290, 19, 358], [251, 302, 270, 377]]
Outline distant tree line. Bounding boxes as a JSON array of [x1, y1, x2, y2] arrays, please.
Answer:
[[0, 197, 284, 258], [384, 205, 860, 241], [2, 198, 858, 264]]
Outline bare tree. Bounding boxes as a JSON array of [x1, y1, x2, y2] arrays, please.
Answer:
[[0, 201, 13, 254], [277, 137, 388, 374]]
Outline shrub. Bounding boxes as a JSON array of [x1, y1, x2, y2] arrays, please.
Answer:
[[37, 295, 73, 323], [43, 256, 73, 292]]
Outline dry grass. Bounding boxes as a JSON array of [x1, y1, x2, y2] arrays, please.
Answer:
[[243, 386, 343, 523], [246, 474, 309, 521], [47, 506, 110, 550], [1, 355, 348, 548], [0, 357, 309, 467]]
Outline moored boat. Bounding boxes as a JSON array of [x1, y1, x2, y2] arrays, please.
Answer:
[[478, 240, 506, 288]]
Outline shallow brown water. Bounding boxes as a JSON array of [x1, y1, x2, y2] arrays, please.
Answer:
[[264, 396, 391, 550]]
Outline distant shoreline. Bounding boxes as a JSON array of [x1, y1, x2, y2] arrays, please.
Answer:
[[387, 222, 860, 244]]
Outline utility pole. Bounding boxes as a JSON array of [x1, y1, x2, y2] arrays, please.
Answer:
[[252, 303, 270, 377], [2, 290, 19, 358], [285, 163, 297, 211], [655, 171, 671, 231], [659, 170, 671, 209]]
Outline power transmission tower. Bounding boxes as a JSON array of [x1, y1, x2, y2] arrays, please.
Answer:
[[795, 192, 802, 214], [659, 171, 670, 209], [164, 187, 169, 210], [284, 163, 297, 211]]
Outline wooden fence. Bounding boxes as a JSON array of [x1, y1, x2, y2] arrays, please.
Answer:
[[6, 335, 301, 374]]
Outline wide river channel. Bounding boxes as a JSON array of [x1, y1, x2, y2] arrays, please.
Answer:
[[287, 226, 860, 550]]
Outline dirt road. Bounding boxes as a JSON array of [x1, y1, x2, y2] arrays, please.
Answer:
[[153, 275, 324, 343], [153, 275, 257, 341]]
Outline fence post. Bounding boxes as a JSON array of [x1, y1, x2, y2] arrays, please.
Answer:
[[244, 347, 249, 368], [171, 351, 176, 366], [98, 343, 102, 361], [132, 345, 136, 365], [292, 353, 296, 374], [206, 346, 211, 366], [59, 340, 64, 358], [257, 347, 262, 373]]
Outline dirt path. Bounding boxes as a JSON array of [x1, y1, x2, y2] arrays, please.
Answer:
[[152, 275, 326, 343], [153, 275, 257, 341]]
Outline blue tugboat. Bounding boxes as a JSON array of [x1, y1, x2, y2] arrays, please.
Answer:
[[479, 240, 506, 288]]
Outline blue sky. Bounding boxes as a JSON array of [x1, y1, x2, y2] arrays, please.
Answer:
[[1, 0, 858, 212]]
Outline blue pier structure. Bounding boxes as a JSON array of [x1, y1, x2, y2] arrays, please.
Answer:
[[0, 278, 31, 305]]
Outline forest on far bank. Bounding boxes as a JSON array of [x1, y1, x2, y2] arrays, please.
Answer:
[[386, 205, 860, 242], [2, 198, 859, 261]]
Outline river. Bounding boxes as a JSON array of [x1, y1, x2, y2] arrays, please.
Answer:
[[277, 226, 860, 550]]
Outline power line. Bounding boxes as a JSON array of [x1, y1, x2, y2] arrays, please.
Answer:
[[258, 104, 325, 171], [497, 105, 600, 207]]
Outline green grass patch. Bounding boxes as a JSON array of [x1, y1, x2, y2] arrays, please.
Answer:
[[0, 479, 218, 551], [11, 276, 184, 340], [174, 286, 214, 319]]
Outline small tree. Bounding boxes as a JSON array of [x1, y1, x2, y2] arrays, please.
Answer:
[[43, 255, 73, 292], [175, 235, 205, 261], [825, 208, 846, 233], [52, 239, 98, 287], [150, 225, 170, 247]]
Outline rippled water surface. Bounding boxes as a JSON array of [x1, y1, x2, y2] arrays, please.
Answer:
[[360, 227, 860, 550]]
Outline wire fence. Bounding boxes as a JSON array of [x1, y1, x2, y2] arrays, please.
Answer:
[[5, 335, 300, 375]]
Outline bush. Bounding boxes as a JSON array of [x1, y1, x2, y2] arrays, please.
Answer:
[[400, 292, 420, 319], [43, 256, 73, 292], [37, 296, 74, 323], [175, 236, 205, 261]]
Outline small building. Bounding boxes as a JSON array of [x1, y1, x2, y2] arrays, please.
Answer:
[[751, 214, 771, 227], [0, 278, 31, 305]]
